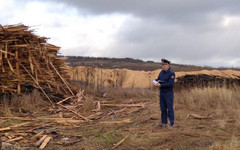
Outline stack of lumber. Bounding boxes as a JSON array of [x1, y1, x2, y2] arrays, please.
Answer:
[[0, 24, 76, 101], [176, 74, 240, 88]]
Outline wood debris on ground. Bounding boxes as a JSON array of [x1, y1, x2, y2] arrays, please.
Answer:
[[187, 114, 213, 119], [0, 90, 146, 149], [112, 135, 129, 149]]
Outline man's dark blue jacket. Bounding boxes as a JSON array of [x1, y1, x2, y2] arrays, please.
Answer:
[[156, 68, 175, 93]]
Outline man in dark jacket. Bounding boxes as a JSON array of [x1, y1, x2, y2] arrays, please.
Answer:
[[153, 58, 175, 127]]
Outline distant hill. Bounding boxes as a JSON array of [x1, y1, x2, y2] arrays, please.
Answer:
[[65, 56, 239, 72]]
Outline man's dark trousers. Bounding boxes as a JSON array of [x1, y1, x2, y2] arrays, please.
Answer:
[[160, 91, 174, 125]]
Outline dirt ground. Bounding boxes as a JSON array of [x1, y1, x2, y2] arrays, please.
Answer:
[[50, 99, 240, 150], [1, 88, 240, 150]]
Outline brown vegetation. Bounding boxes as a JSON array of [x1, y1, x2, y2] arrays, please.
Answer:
[[0, 90, 47, 117], [1, 84, 240, 149]]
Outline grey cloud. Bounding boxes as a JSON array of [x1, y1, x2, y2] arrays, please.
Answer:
[[103, 16, 240, 67], [35, 0, 240, 67], [45, 0, 240, 22], [46, 0, 239, 14], [60, 46, 91, 56]]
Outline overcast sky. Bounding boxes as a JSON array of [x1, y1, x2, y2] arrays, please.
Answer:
[[1, 0, 240, 67]]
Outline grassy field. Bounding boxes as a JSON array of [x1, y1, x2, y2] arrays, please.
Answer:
[[1, 86, 240, 150]]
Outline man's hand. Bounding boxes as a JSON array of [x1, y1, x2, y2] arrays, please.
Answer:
[[152, 80, 161, 87]]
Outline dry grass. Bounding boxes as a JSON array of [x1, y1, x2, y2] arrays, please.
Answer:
[[176, 86, 240, 118], [1, 83, 240, 149], [1, 98, 14, 117], [208, 134, 240, 150], [70, 85, 240, 150], [0, 90, 48, 117], [102, 87, 158, 99], [71, 80, 158, 99]]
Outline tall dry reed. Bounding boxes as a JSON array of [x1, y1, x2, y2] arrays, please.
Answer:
[[175, 86, 240, 124], [0, 90, 48, 117]]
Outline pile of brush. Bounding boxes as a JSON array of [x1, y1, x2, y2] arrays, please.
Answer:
[[0, 24, 76, 102]]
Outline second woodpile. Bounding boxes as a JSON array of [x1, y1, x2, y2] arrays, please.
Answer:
[[176, 74, 240, 88], [0, 24, 76, 102]]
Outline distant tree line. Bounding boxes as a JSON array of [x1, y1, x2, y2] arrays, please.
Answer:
[[63, 56, 239, 71]]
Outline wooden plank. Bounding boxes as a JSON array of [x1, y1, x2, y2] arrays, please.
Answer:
[[6, 136, 23, 143], [101, 103, 145, 108], [21, 64, 55, 107], [39, 136, 52, 149], [50, 62, 74, 96], [1, 62, 5, 72], [56, 57, 68, 60], [0, 46, 2, 61], [29, 53, 34, 73], [0, 116, 35, 120], [187, 114, 212, 119], [112, 135, 129, 149], [9, 122, 31, 128], [0, 49, 15, 56], [0, 122, 31, 131], [15, 50, 20, 94], [34, 135, 47, 147], [55, 118, 84, 124], [0, 86, 17, 92], [45, 44, 60, 50], [100, 119, 131, 124], [7, 59, 14, 72], [6, 27, 29, 32], [0, 47, 2, 68], [10, 44, 28, 47], [1, 39, 19, 42], [27, 46, 42, 75], [57, 103, 89, 121], [0, 127, 11, 132], [5, 42, 8, 58], [0, 117, 84, 124], [32, 131, 45, 141], [56, 96, 73, 105]]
